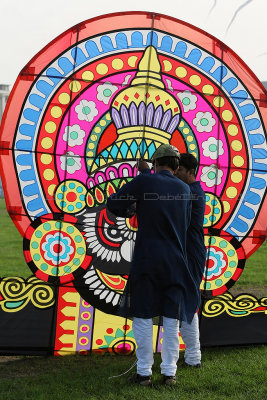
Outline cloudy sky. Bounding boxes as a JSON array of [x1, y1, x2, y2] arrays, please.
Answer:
[[1, 0, 267, 87]]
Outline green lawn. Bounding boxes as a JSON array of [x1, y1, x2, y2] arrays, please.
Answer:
[[0, 347, 266, 400], [232, 241, 267, 297], [0, 198, 28, 277], [0, 197, 266, 296]]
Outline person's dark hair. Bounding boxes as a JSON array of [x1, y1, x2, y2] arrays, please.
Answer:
[[155, 156, 179, 170], [179, 153, 198, 175]]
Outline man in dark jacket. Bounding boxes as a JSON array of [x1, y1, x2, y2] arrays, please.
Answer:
[[107, 144, 200, 385], [176, 153, 206, 368]]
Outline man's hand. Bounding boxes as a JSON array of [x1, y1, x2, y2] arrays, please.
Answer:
[[136, 159, 150, 172]]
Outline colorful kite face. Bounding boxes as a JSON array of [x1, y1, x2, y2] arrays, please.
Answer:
[[1, 12, 267, 316]]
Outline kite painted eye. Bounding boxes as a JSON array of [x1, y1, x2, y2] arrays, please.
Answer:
[[81, 208, 136, 274]]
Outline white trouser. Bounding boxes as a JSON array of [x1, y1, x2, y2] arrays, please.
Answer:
[[133, 317, 179, 377], [180, 312, 201, 366]]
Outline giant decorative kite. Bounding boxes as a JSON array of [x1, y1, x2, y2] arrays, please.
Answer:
[[0, 12, 267, 355]]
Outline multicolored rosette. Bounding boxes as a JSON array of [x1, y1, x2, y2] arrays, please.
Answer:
[[202, 228, 246, 296], [23, 213, 92, 283]]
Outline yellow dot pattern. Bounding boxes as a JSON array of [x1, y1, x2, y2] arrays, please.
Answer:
[[226, 187, 238, 199], [48, 184, 56, 196], [112, 58, 124, 70], [213, 96, 225, 108], [231, 171, 243, 183], [94, 127, 101, 134], [127, 56, 138, 67], [96, 63, 108, 75], [176, 67, 187, 78], [228, 124, 238, 136], [58, 93, 70, 105], [43, 169, 55, 181], [41, 137, 53, 149], [50, 106, 62, 118], [82, 71, 94, 82], [202, 85, 214, 95], [69, 80, 81, 92], [163, 60, 172, 72], [222, 110, 233, 122], [189, 75, 201, 86], [231, 140, 242, 151], [40, 154, 53, 165], [233, 155, 245, 167], [45, 121, 57, 134], [223, 201, 231, 213]]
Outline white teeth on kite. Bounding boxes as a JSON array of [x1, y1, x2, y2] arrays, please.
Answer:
[[84, 225, 96, 230], [84, 222, 95, 229], [84, 229, 96, 235], [89, 280, 102, 289], [83, 215, 96, 222], [111, 252, 117, 263], [83, 227, 96, 234], [93, 243, 102, 253], [101, 248, 109, 260], [82, 261, 123, 306], [112, 294, 120, 306], [93, 289, 102, 295], [89, 239, 99, 248], [85, 275, 98, 285], [84, 212, 96, 217], [85, 233, 97, 240], [106, 252, 113, 262], [83, 271, 121, 306], [84, 269, 96, 278], [99, 290, 109, 300], [92, 284, 106, 293], [96, 247, 105, 257], [106, 292, 115, 303]]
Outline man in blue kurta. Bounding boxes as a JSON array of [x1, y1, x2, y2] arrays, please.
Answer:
[[107, 144, 200, 385], [176, 153, 206, 368]]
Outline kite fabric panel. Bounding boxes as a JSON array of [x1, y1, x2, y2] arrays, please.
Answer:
[[0, 12, 267, 355]]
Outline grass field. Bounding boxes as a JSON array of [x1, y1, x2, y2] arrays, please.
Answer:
[[0, 347, 267, 400], [0, 197, 266, 296]]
